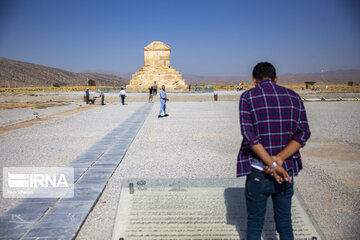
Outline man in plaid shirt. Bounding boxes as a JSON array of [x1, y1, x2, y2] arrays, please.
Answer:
[[238, 62, 311, 239]]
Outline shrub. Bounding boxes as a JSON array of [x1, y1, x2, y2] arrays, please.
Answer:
[[348, 81, 354, 86], [53, 83, 60, 87]]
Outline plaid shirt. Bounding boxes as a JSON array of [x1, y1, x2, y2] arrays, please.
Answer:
[[237, 79, 311, 177]]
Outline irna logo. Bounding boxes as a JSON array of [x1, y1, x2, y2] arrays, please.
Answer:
[[8, 173, 69, 188], [3, 167, 74, 198]]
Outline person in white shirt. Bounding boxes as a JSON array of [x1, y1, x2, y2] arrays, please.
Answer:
[[119, 88, 126, 105], [158, 85, 169, 118]]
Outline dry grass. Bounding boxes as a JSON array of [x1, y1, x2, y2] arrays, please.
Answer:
[[213, 84, 360, 92], [0, 105, 98, 134], [0, 102, 69, 110], [212, 85, 252, 91], [280, 85, 360, 92]]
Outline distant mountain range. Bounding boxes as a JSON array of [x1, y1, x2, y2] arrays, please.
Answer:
[[182, 71, 360, 85], [0, 58, 128, 88], [84, 70, 133, 80], [1, 57, 359, 87]]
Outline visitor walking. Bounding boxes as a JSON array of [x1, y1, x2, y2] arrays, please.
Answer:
[[158, 85, 168, 118], [188, 84, 191, 92], [237, 62, 311, 239], [119, 87, 126, 105], [195, 84, 198, 91]]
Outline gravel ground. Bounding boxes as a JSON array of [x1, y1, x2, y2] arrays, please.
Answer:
[[1, 99, 359, 239], [296, 102, 360, 239], [76, 101, 240, 240], [77, 101, 360, 240], [0, 102, 82, 127], [305, 101, 360, 143], [0, 102, 145, 214]]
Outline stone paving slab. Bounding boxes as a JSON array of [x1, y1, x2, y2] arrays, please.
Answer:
[[0, 103, 152, 239], [112, 178, 325, 240]]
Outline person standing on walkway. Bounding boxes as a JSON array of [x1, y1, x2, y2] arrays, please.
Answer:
[[119, 87, 126, 105], [153, 81, 157, 96], [85, 88, 90, 104], [195, 84, 198, 91], [158, 85, 169, 118], [98, 90, 105, 105], [188, 84, 191, 92], [237, 62, 311, 240], [149, 86, 153, 103]]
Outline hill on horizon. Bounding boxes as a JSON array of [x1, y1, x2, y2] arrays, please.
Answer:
[[182, 71, 360, 86], [1, 57, 360, 87], [0, 58, 128, 88]]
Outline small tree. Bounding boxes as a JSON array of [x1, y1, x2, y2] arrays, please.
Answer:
[[53, 83, 60, 87], [348, 81, 354, 86]]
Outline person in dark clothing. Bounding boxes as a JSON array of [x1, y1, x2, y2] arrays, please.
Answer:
[[85, 88, 90, 104], [98, 90, 105, 105], [153, 81, 157, 96], [238, 62, 311, 239], [149, 86, 153, 103]]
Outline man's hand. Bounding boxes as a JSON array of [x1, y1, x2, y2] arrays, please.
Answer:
[[264, 167, 283, 184], [274, 165, 291, 184], [271, 155, 283, 167], [264, 156, 291, 184], [264, 156, 282, 176], [249, 144, 291, 184]]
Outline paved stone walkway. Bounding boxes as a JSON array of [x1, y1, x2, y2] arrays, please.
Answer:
[[0, 103, 152, 239]]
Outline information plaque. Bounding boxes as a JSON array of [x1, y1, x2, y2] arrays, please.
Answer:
[[112, 179, 323, 240]]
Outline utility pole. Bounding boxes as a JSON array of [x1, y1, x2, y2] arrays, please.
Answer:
[[321, 69, 324, 91]]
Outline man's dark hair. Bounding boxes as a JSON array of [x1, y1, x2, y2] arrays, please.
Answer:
[[252, 62, 277, 81]]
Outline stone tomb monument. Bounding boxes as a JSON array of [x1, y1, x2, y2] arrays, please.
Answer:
[[126, 41, 187, 92]]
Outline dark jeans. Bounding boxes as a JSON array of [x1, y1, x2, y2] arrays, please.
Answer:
[[121, 95, 125, 105], [245, 167, 294, 240]]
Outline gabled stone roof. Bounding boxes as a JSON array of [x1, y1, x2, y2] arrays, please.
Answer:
[[144, 41, 171, 51]]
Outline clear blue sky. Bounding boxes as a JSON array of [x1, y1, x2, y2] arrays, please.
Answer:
[[0, 0, 359, 76]]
